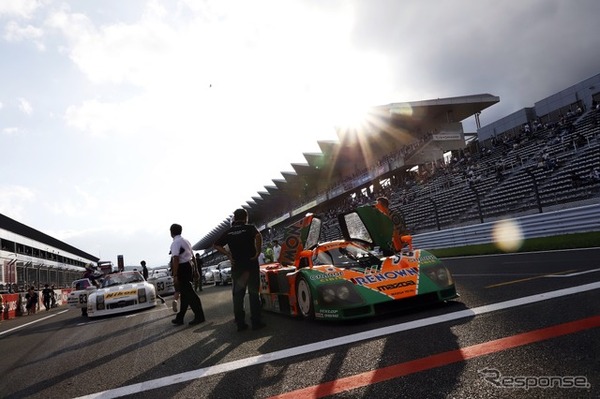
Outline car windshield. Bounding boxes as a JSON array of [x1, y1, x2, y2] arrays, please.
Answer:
[[313, 244, 381, 269], [101, 272, 144, 287]]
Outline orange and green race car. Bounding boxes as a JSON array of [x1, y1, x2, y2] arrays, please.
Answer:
[[259, 205, 458, 320]]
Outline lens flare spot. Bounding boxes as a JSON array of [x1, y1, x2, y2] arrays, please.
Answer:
[[492, 219, 524, 252]]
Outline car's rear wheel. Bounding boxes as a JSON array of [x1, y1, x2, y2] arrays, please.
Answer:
[[296, 275, 315, 320]]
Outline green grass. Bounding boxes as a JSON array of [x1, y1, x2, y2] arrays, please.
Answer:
[[428, 231, 600, 258]]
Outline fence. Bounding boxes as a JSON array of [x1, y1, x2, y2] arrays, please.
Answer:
[[412, 203, 600, 249]]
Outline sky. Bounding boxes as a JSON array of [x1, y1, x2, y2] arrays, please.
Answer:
[[1, 0, 599, 268]]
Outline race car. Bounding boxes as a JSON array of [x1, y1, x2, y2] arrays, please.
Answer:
[[203, 265, 220, 285], [67, 278, 97, 316], [147, 268, 175, 296], [86, 271, 157, 318], [259, 206, 458, 320], [215, 260, 232, 285]]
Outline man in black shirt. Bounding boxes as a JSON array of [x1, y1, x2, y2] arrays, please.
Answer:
[[41, 284, 53, 311], [140, 260, 149, 280], [214, 208, 265, 331]]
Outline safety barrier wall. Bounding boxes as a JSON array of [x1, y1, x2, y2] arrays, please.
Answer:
[[412, 203, 600, 250], [0, 289, 70, 320]]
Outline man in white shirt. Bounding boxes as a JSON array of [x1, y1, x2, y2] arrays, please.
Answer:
[[170, 223, 205, 326], [272, 240, 282, 263]]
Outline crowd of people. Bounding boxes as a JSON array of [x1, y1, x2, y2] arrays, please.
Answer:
[[21, 283, 57, 315]]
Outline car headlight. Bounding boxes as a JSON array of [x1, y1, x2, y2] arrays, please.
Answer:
[[337, 286, 351, 300], [322, 288, 336, 303], [317, 281, 363, 306], [138, 288, 147, 303], [425, 266, 453, 287], [96, 294, 105, 310]]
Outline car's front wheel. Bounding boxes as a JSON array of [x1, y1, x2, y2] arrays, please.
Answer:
[[296, 275, 315, 320]]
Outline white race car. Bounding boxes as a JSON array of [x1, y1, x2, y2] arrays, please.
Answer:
[[216, 260, 232, 285], [147, 268, 175, 296], [67, 278, 97, 316], [86, 271, 157, 318]]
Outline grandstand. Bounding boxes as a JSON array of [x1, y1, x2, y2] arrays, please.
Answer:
[[0, 213, 99, 292], [193, 74, 600, 262]]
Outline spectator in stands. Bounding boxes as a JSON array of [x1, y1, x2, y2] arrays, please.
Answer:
[[580, 167, 600, 185], [571, 172, 583, 188]]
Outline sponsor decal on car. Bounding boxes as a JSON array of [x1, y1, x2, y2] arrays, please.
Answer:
[[376, 279, 416, 292], [315, 309, 341, 319], [105, 289, 137, 299], [418, 253, 439, 265], [350, 267, 419, 286], [309, 271, 344, 280]]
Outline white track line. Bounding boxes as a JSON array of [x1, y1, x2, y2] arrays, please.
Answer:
[[0, 309, 69, 337], [76, 281, 600, 399], [545, 268, 600, 277]]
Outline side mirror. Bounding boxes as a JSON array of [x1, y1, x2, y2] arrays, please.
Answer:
[[401, 235, 413, 251], [298, 250, 314, 269]]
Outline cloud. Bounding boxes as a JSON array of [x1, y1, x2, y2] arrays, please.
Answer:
[[18, 97, 33, 115], [3, 20, 45, 49], [0, 185, 36, 220], [44, 186, 100, 218], [2, 127, 20, 135], [3, 20, 43, 41], [0, 0, 41, 19], [349, 0, 600, 124]]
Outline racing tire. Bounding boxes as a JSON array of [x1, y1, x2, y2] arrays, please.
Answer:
[[296, 275, 315, 320]]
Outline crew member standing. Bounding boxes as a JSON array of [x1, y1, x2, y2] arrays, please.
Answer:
[[272, 240, 282, 263], [169, 223, 205, 326], [41, 284, 53, 311], [214, 208, 266, 332], [140, 260, 149, 280], [194, 253, 204, 292], [374, 196, 409, 254]]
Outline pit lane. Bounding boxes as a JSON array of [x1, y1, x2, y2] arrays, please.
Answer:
[[0, 248, 598, 399]]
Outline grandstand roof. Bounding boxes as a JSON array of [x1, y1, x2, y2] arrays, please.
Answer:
[[193, 93, 499, 251], [0, 213, 100, 262]]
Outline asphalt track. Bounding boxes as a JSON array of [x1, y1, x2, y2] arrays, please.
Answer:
[[0, 248, 598, 399]]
